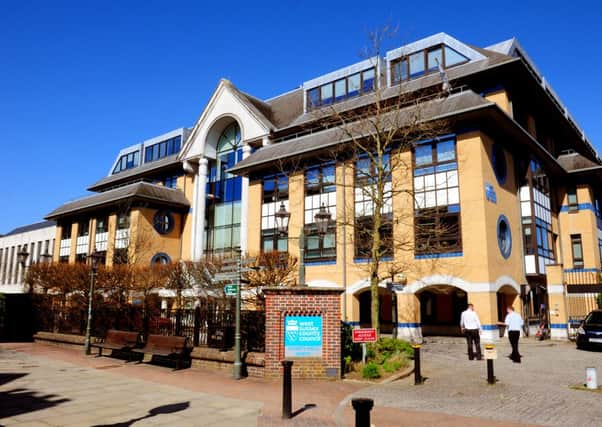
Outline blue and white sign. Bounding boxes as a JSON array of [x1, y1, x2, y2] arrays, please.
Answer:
[[284, 316, 322, 358], [485, 182, 497, 203]]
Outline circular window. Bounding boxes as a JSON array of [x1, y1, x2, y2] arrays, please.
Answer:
[[151, 252, 171, 265], [497, 215, 512, 259], [153, 210, 174, 234], [492, 144, 507, 185]]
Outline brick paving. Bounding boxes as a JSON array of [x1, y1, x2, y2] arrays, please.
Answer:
[[348, 337, 602, 427]]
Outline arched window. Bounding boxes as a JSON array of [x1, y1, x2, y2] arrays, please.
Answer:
[[206, 122, 243, 255]]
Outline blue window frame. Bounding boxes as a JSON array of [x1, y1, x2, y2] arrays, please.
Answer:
[[492, 143, 507, 185], [306, 67, 376, 111], [497, 215, 512, 259], [144, 135, 182, 163], [113, 151, 140, 174], [391, 44, 469, 85], [153, 210, 174, 235]]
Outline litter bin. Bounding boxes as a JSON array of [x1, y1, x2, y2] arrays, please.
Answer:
[[208, 325, 235, 350]]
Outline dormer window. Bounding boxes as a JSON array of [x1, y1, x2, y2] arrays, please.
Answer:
[[144, 135, 182, 164], [307, 67, 376, 111], [391, 44, 469, 85], [112, 151, 140, 174]]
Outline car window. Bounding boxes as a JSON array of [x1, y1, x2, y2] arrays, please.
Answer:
[[585, 311, 602, 324]]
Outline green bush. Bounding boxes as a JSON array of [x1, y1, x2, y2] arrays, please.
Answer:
[[597, 293, 602, 309], [375, 337, 414, 359], [344, 355, 353, 373], [383, 360, 402, 373], [362, 362, 381, 379]]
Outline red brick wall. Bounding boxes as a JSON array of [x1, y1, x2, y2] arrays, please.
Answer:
[[264, 287, 342, 379]]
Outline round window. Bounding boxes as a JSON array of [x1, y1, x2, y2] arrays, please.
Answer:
[[151, 252, 171, 265], [497, 215, 512, 259], [153, 210, 174, 234], [492, 144, 507, 185]]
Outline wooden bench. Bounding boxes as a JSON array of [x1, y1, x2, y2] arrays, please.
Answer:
[[91, 330, 140, 360], [132, 334, 189, 370]]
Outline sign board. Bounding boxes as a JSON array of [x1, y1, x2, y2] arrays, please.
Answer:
[[352, 328, 377, 343], [484, 347, 497, 360], [224, 284, 238, 296], [284, 316, 322, 358]]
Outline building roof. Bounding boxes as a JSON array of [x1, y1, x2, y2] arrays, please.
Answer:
[[46, 182, 189, 220], [3, 220, 56, 237], [87, 155, 182, 192], [229, 89, 495, 174], [557, 152, 599, 172]]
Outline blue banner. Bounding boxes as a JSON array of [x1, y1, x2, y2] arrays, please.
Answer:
[[284, 316, 322, 358]]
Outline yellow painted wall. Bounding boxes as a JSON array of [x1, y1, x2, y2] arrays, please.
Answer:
[[247, 179, 262, 254], [106, 213, 117, 267], [180, 174, 194, 261], [130, 207, 183, 264], [485, 89, 511, 115], [558, 184, 600, 270]]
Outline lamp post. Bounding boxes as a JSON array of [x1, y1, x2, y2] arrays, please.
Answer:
[[274, 202, 331, 286], [84, 250, 103, 355], [17, 246, 30, 291]]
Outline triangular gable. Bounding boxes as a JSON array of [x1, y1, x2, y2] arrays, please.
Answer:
[[179, 79, 273, 161], [385, 32, 486, 63]]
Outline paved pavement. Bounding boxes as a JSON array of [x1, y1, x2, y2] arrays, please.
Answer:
[[1, 339, 599, 426], [0, 348, 262, 426], [346, 336, 602, 427]]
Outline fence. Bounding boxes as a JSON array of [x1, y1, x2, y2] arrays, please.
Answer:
[[565, 271, 602, 323], [32, 295, 265, 352]]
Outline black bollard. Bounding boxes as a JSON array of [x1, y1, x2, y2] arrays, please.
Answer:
[[485, 344, 495, 384], [412, 344, 423, 385], [351, 398, 374, 427], [281, 360, 293, 419]]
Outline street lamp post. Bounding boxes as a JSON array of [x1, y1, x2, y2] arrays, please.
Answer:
[[84, 250, 103, 355], [17, 246, 30, 290], [274, 202, 331, 286]]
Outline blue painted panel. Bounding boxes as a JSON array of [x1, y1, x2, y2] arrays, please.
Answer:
[[284, 316, 322, 358], [415, 252, 463, 260]]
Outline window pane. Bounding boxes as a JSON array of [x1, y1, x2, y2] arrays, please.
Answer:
[[334, 79, 346, 101], [427, 47, 443, 72], [409, 52, 425, 78], [321, 84, 333, 105], [392, 59, 408, 83], [362, 68, 375, 92], [308, 88, 320, 108], [348, 73, 360, 97], [444, 45, 468, 67], [436, 140, 456, 162], [415, 145, 432, 166]]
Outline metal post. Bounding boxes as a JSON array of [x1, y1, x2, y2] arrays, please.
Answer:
[[233, 249, 242, 380], [351, 398, 374, 427], [413, 344, 423, 385], [485, 344, 495, 385], [282, 360, 293, 419], [392, 291, 397, 339], [298, 227, 305, 285], [84, 266, 95, 355]]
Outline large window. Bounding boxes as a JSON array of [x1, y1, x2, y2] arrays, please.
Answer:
[[144, 135, 182, 163], [261, 174, 289, 252], [307, 67, 376, 110], [354, 154, 393, 259], [304, 163, 336, 261], [571, 234, 584, 269], [391, 44, 469, 85], [413, 137, 461, 255], [112, 151, 140, 174], [206, 123, 242, 255], [114, 212, 130, 264]]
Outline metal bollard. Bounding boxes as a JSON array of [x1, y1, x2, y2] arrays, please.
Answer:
[[412, 344, 423, 385], [485, 344, 496, 385], [281, 360, 293, 419], [351, 398, 374, 427]]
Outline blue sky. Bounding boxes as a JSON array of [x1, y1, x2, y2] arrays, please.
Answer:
[[1, 0, 601, 233]]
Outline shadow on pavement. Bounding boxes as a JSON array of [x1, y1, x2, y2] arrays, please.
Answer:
[[291, 403, 317, 418], [0, 373, 28, 386], [0, 387, 70, 418], [91, 401, 190, 427]]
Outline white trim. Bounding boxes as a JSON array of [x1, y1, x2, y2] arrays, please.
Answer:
[[302, 57, 383, 90], [548, 284, 565, 295], [307, 280, 340, 288], [385, 32, 485, 63], [403, 274, 520, 294], [345, 278, 392, 295]]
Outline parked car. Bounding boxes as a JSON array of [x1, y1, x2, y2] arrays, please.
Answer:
[[576, 309, 602, 349]]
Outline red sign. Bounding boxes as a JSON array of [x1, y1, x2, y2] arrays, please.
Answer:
[[352, 328, 377, 343]]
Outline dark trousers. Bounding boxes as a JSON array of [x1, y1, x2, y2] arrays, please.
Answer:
[[465, 329, 482, 359], [508, 331, 521, 362]]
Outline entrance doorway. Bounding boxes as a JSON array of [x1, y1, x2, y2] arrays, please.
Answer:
[[358, 288, 393, 333], [418, 285, 467, 336]]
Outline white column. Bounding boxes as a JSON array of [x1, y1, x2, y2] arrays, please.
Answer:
[[192, 158, 209, 261], [239, 143, 252, 254]]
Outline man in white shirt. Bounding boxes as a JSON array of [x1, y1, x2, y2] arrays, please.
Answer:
[[504, 306, 524, 363], [460, 303, 482, 360]]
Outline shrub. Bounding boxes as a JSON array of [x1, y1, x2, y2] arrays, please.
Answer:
[[361, 362, 381, 379], [375, 337, 414, 359], [383, 360, 402, 373], [597, 293, 602, 309]]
